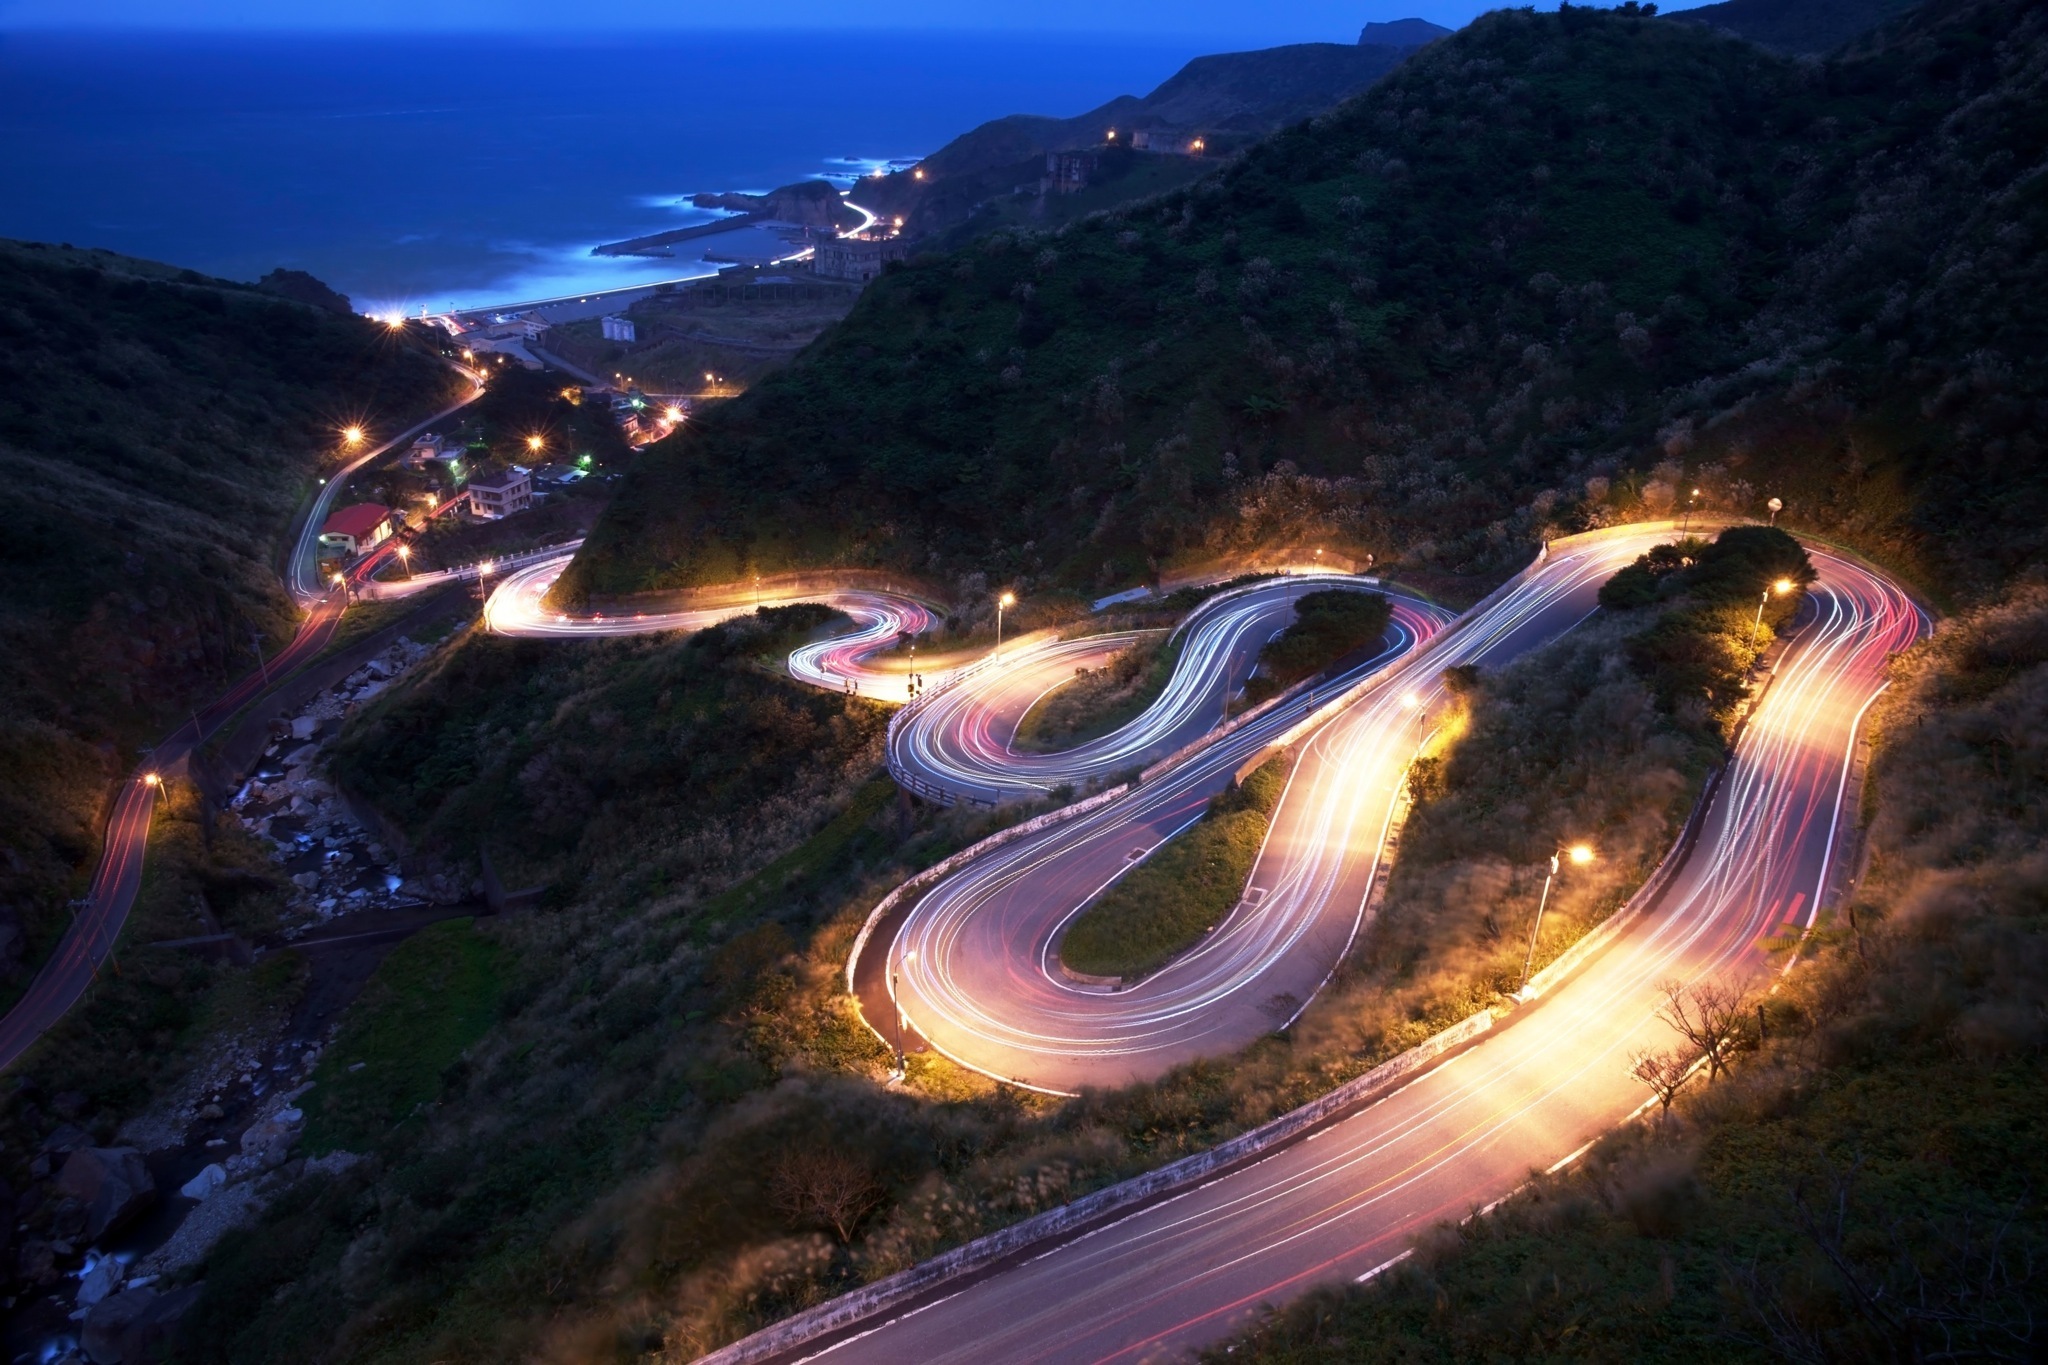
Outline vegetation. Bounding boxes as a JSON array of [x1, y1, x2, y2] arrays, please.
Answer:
[[0, 777, 303, 1191], [1214, 580, 2048, 1365], [1383, 526, 1813, 1005], [327, 604, 880, 898], [1241, 588, 1391, 704], [1060, 752, 1289, 978], [1011, 631, 1173, 751], [301, 919, 505, 1154], [0, 239, 459, 986], [560, 0, 2048, 619]]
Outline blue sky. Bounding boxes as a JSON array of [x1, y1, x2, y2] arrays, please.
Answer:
[[0, 1, 1712, 40]]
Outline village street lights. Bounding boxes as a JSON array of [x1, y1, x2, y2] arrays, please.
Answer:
[[1767, 496, 1783, 526], [342, 425, 365, 448], [995, 591, 1016, 650], [1681, 487, 1700, 537], [396, 543, 412, 580], [526, 434, 544, 457], [1753, 577, 1795, 645], [1520, 843, 1594, 995]]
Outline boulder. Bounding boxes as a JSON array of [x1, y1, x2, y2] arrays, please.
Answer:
[[81, 1283, 200, 1365], [290, 872, 320, 890], [283, 743, 320, 768], [290, 715, 319, 742], [75, 1254, 125, 1307], [54, 1148, 156, 1243], [177, 1163, 226, 1202], [17, 1237, 58, 1286], [238, 1109, 301, 1170]]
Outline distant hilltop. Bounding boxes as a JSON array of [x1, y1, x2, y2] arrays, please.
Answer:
[[1358, 18, 1453, 47]]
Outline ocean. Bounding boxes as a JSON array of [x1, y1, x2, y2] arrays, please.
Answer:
[[0, 29, 1214, 314]]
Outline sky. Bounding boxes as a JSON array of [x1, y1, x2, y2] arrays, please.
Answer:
[[0, 0, 1713, 42]]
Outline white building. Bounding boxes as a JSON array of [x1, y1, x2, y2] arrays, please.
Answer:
[[467, 468, 532, 521], [601, 315, 637, 343]]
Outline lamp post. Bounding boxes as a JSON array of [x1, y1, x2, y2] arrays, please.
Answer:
[[396, 543, 412, 580], [1766, 496, 1783, 527], [995, 591, 1016, 650], [1681, 487, 1700, 537], [1521, 844, 1593, 995], [1752, 577, 1795, 645], [890, 949, 917, 1077]]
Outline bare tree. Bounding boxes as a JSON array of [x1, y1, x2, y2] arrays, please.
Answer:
[[1658, 977, 1751, 1081], [1629, 1045, 1700, 1118], [768, 1149, 885, 1244]]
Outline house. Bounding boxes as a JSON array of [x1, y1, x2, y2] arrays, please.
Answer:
[[1042, 150, 1098, 194], [318, 503, 394, 558], [813, 234, 910, 283], [467, 467, 532, 520], [601, 315, 637, 343], [405, 432, 458, 467]]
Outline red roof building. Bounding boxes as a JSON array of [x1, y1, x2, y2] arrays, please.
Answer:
[[319, 503, 394, 556]]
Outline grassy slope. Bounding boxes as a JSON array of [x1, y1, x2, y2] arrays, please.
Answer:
[[1012, 631, 1173, 752], [1061, 752, 1288, 978], [0, 240, 459, 981], [1217, 583, 2048, 1365], [564, 0, 2045, 614]]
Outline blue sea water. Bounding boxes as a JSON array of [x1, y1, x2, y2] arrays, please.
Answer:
[[0, 30, 1212, 313]]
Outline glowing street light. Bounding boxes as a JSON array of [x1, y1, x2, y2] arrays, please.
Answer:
[[342, 425, 365, 446], [1766, 496, 1783, 526], [1752, 577, 1796, 644], [1521, 843, 1595, 994], [664, 405, 684, 423], [396, 543, 412, 579], [1681, 486, 1700, 537], [143, 772, 161, 788], [526, 434, 544, 454], [913, 167, 925, 180], [995, 590, 1017, 650]]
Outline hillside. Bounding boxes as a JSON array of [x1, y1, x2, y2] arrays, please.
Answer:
[[852, 33, 1438, 234], [560, 0, 2048, 612], [1673, 0, 1921, 54], [0, 241, 461, 985]]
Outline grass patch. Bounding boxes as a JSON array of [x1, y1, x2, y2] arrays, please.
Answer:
[[1059, 752, 1289, 979], [1012, 631, 1174, 752], [301, 917, 505, 1153]]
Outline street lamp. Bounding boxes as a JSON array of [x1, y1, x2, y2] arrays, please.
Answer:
[[342, 425, 365, 447], [1752, 577, 1796, 644], [1766, 496, 1783, 526], [1521, 843, 1593, 994], [995, 591, 1016, 650], [526, 434, 544, 455], [890, 949, 918, 1077], [143, 772, 161, 788], [1681, 487, 1700, 537], [396, 543, 412, 579], [664, 405, 683, 423]]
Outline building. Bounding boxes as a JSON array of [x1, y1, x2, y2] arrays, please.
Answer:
[[1043, 150, 1098, 194], [405, 432, 458, 468], [813, 234, 911, 283], [467, 467, 532, 520], [601, 315, 637, 343], [1129, 130, 1206, 155], [318, 504, 394, 558]]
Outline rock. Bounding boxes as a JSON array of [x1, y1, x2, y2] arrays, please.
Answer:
[[290, 872, 319, 890], [52, 1090, 88, 1119], [290, 715, 319, 742], [18, 1237, 57, 1285], [75, 1254, 124, 1307], [54, 1148, 156, 1243], [298, 778, 334, 800], [354, 681, 387, 703], [198, 1103, 224, 1121], [81, 1283, 199, 1365], [284, 743, 320, 767], [177, 1164, 226, 1201], [43, 1122, 92, 1154], [238, 1111, 301, 1170]]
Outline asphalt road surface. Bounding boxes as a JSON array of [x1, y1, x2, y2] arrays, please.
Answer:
[[781, 544, 1926, 1365]]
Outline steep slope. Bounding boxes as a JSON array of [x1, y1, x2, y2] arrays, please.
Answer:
[[1672, 0, 1921, 54], [564, 0, 2044, 611], [0, 241, 461, 984]]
